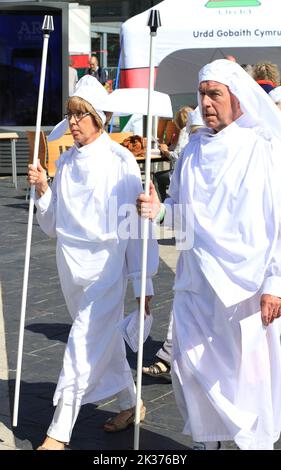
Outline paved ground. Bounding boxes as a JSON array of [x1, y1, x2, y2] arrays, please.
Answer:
[[0, 175, 280, 455]]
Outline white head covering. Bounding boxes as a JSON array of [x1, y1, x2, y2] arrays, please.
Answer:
[[198, 59, 281, 140], [186, 106, 204, 133], [269, 86, 281, 104], [72, 75, 108, 123], [48, 75, 108, 141]]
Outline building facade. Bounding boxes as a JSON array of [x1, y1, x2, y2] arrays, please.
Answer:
[[90, 1, 160, 69]]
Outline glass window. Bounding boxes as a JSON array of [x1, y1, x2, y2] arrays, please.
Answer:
[[0, 10, 62, 126], [91, 33, 119, 67], [91, 1, 160, 21]]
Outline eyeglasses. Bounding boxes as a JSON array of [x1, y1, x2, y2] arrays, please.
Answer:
[[64, 112, 91, 122]]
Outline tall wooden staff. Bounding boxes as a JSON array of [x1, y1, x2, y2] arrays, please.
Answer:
[[13, 15, 54, 427], [134, 9, 161, 450]]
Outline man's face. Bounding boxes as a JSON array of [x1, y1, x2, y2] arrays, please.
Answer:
[[199, 80, 242, 132], [89, 58, 98, 70]]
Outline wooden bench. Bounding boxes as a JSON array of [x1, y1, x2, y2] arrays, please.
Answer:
[[26, 131, 48, 170], [108, 132, 133, 143], [47, 133, 74, 178]]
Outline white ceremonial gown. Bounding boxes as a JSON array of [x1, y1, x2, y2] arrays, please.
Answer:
[[35, 132, 158, 408], [165, 116, 281, 450]]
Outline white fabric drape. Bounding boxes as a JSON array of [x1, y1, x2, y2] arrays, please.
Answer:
[[164, 59, 281, 450], [172, 286, 281, 450], [167, 122, 281, 449], [35, 132, 158, 407], [168, 117, 281, 307]]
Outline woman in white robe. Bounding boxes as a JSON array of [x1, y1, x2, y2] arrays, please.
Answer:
[[138, 59, 281, 450], [28, 76, 158, 450]]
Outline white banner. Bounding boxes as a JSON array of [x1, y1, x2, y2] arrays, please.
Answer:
[[121, 0, 281, 69]]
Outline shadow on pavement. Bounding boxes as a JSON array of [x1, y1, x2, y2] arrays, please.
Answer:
[[25, 322, 71, 343], [8, 379, 186, 451]]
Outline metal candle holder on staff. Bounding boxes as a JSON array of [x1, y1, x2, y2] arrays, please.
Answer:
[[134, 9, 161, 451], [13, 15, 54, 428]]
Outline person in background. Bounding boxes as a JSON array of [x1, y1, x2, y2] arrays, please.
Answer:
[[142, 107, 204, 380], [122, 113, 144, 136], [185, 106, 205, 135], [240, 63, 253, 77], [28, 76, 158, 450], [86, 55, 107, 86], [154, 105, 193, 202], [240, 64, 254, 77], [225, 54, 236, 62], [137, 59, 281, 450], [68, 57, 78, 95], [252, 61, 280, 93], [269, 86, 281, 110]]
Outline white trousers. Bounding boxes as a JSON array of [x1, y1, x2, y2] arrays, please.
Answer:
[[47, 382, 136, 443]]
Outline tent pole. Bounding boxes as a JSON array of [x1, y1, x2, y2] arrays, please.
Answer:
[[109, 37, 123, 133]]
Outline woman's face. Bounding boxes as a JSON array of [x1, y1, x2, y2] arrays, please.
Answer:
[[66, 111, 101, 146]]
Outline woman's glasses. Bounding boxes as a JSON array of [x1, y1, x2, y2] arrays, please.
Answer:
[[64, 112, 91, 122]]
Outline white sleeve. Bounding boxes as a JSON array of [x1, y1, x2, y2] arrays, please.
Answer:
[[174, 128, 189, 155], [124, 156, 159, 297], [35, 184, 57, 238], [125, 226, 158, 298], [161, 152, 182, 229], [261, 141, 281, 297], [261, 223, 281, 297]]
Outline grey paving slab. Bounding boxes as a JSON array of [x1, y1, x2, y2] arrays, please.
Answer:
[[0, 281, 16, 450]]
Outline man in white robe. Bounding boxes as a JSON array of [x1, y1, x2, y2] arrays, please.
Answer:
[[137, 59, 281, 450], [28, 76, 158, 450]]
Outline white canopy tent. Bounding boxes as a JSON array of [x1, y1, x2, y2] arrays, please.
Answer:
[[120, 0, 281, 110]]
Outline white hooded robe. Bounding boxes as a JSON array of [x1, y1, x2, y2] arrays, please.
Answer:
[[164, 60, 281, 450], [35, 132, 158, 408]]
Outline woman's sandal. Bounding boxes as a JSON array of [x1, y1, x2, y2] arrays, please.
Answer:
[[142, 360, 170, 377], [36, 436, 66, 450], [104, 403, 146, 433]]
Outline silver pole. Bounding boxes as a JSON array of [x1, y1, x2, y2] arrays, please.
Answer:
[[12, 15, 54, 428], [134, 9, 161, 451]]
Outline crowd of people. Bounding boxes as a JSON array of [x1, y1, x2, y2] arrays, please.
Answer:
[[29, 55, 281, 450]]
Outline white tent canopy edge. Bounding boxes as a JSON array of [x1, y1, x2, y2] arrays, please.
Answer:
[[120, 0, 281, 110]]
